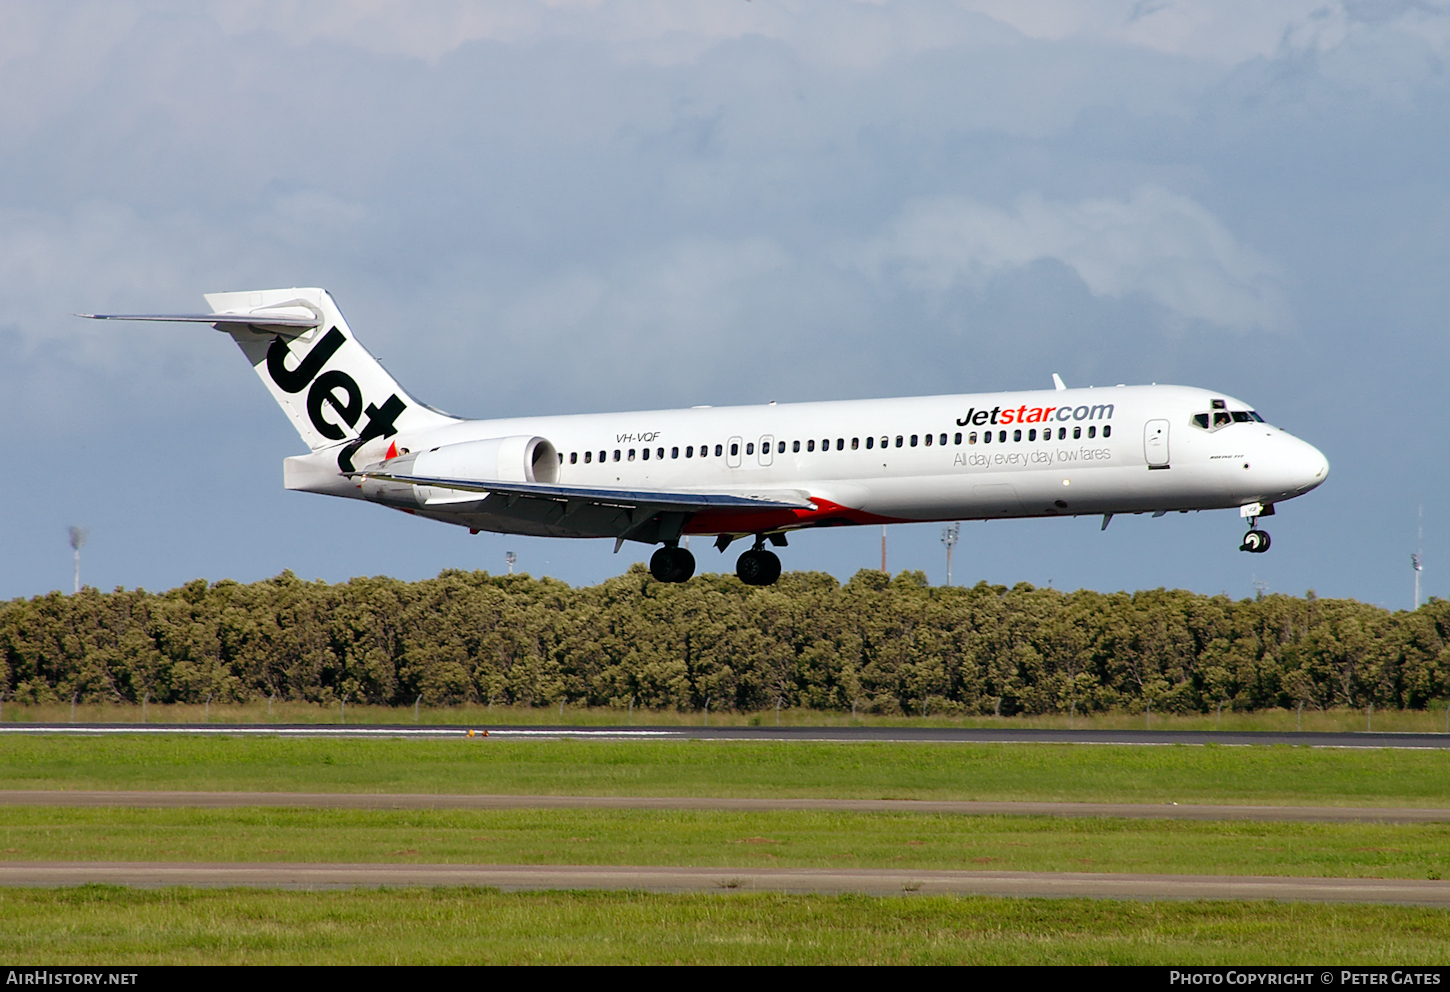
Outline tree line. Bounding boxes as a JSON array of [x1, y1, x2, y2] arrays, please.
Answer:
[[2, 567, 1447, 715]]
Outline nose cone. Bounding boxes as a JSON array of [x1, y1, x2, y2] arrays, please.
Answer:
[[1282, 435, 1329, 496]]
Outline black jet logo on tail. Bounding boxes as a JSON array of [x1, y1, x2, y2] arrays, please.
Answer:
[[265, 329, 406, 472]]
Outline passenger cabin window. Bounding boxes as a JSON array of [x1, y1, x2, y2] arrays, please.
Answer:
[[777, 441, 785, 454], [685, 446, 693, 458], [910, 435, 918, 447], [1103, 425, 1112, 437], [983, 431, 992, 444], [793, 440, 800, 452], [895, 436, 903, 448], [612, 450, 620, 462], [940, 433, 948, 446], [746, 442, 754, 455], [629, 449, 637, 460], [836, 438, 844, 450], [730, 442, 739, 457], [998, 430, 1006, 443], [714, 444, 723, 456], [924, 433, 932, 446], [641, 448, 649, 460], [671, 447, 679, 458], [865, 436, 874, 449], [1087, 426, 1096, 438], [1013, 429, 1022, 442], [969, 432, 977, 444], [584, 451, 592, 463], [1028, 429, 1036, 441], [851, 438, 859, 450], [807, 440, 815, 452], [954, 433, 962, 444]]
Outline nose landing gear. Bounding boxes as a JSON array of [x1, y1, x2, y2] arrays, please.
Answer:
[[649, 544, 697, 583], [1240, 529, 1271, 553]]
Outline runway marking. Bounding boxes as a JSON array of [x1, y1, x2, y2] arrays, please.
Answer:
[[2, 790, 1447, 822], [3, 861, 1446, 905]]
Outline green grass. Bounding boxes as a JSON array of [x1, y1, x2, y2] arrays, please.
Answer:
[[1, 807, 1447, 880], [2, 736, 1448, 806], [5, 699, 1448, 733], [1, 885, 1446, 965]]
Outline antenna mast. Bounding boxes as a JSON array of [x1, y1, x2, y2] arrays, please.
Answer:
[[941, 522, 960, 587], [1413, 503, 1424, 610], [505, 551, 517, 575], [67, 526, 87, 594]]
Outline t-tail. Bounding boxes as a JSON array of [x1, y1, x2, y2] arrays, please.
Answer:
[[82, 288, 458, 472]]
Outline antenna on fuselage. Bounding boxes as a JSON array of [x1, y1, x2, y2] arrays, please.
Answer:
[[1052, 373, 1067, 391]]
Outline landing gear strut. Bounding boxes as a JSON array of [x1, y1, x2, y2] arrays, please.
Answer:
[[736, 535, 782, 586], [649, 545, 696, 583]]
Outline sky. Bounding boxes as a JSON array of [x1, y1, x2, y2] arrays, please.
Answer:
[[2, 0, 1448, 608]]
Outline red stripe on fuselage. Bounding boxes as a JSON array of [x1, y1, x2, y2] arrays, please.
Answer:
[[682, 497, 904, 536]]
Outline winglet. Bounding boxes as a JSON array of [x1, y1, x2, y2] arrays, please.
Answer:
[[1052, 373, 1067, 391]]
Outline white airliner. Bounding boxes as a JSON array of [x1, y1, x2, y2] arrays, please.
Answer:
[[84, 287, 1329, 586]]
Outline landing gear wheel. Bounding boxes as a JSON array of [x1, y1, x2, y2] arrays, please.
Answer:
[[735, 548, 782, 586], [649, 546, 697, 583], [1239, 529, 1271, 554]]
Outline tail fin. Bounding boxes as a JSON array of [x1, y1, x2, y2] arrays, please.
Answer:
[[204, 288, 457, 470]]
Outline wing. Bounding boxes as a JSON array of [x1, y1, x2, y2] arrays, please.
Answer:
[[353, 469, 814, 511], [350, 469, 817, 548]]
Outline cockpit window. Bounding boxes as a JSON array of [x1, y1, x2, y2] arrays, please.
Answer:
[[1192, 409, 1264, 432]]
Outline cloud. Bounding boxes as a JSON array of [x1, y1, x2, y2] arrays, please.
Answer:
[[853, 187, 1290, 332]]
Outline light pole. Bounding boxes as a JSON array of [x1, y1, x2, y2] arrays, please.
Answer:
[[941, 522, 960, 587], [68, 526, 86, 594], [1413, 553, 1423, 610], [505, 551, 517, 575]]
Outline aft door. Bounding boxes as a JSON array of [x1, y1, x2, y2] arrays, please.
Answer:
[[1144, 419, 1170, 469], [727, 436, 743, 468], [758, 434, 775, 467]]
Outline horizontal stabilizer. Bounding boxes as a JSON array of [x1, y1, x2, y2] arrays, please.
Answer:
[[351, 470, 816, 513], [78, 310, 321, 336]]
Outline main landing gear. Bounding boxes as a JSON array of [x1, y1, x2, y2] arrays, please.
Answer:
[[736, 547, 782, 586], [649, 544, 696, 583], [735, 533, 785, 586]]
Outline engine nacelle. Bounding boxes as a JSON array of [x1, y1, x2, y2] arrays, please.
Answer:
[[404, 435, 559, 487], [352, 434, 559, 507]]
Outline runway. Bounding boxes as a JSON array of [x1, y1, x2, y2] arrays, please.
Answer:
[[3, 861, 1446, 905], [2, 790, 1447, 822], [3, 723, 1448, 749]]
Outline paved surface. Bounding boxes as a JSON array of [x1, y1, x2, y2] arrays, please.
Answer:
[[3, 790, 1447, 822], [2, 723, 1448, 748], [3, 861, 1446, 905]]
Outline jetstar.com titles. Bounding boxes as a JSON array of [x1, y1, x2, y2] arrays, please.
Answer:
[[956, 403, 1114, 427]]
